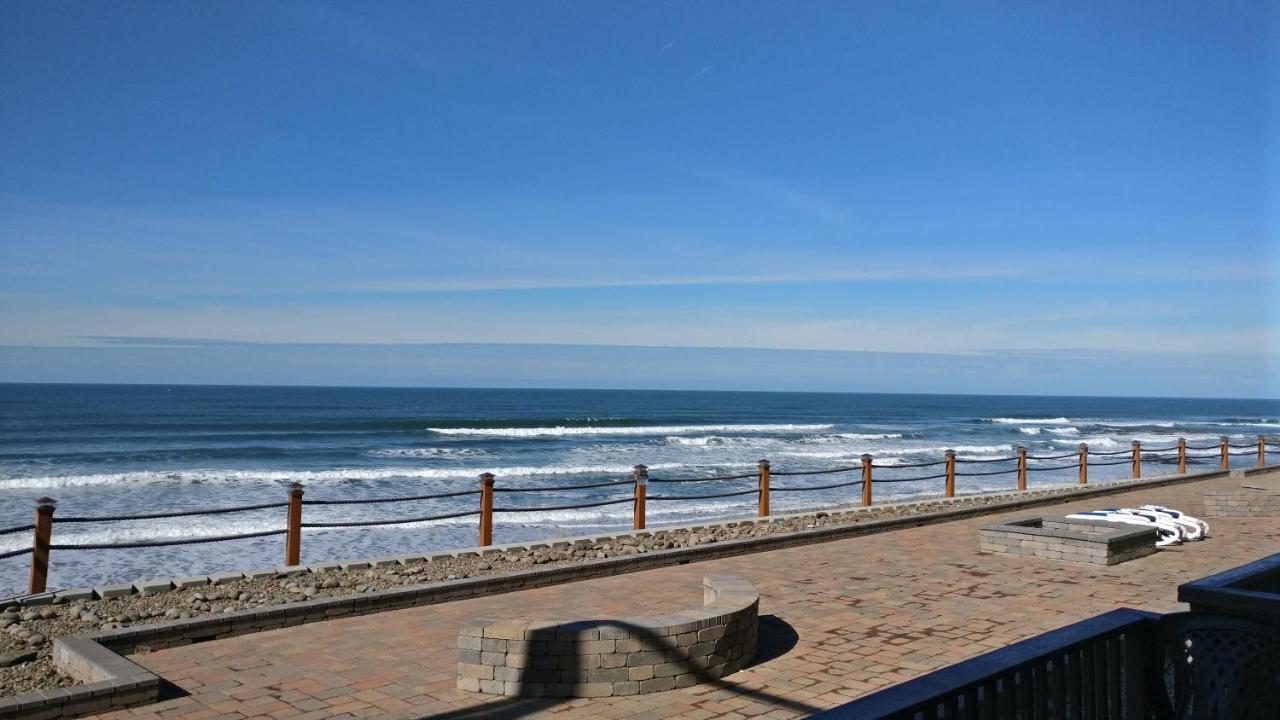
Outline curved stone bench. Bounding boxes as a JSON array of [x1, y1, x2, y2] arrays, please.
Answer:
[[456, 574, 758, 698]]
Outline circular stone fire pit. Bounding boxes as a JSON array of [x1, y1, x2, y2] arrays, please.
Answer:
[[456, 574, 758, 698]]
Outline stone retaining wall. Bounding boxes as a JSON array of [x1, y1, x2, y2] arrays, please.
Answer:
[[1202, 482, 1280, 517], [456, 575, 758, 698], [978, 516, 1158, 565]]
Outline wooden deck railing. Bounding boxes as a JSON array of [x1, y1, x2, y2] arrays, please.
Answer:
[[2, 435, 1276, 596], [808, 608, 1160, 720]]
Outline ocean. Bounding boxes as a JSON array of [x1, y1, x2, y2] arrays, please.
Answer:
[[1, 383, 1276, 595]]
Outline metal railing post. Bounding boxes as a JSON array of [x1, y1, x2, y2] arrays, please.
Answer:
[[757, 459, 770, 517], [479, 473, 495, 546], [861, 454, 873, 506], [1078, 443, 1088, 485], [1016, 446, 1027, 491], [29, 497, 55, 595], [1177, 437, 1186, 474], [944, 450, 956, 497], [1259, 435, 1267, 467], [633, 465, 648, 530], [285, 482, 304, 567], [1219, 436, 1229, 470], [1131, 440, 1141, 479]]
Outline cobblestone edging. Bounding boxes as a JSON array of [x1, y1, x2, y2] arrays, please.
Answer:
[[0, 638, 156, 720], [0, 465, 1269, 718], [979, 516, 1158, 566], [457, 575, 758, 698]]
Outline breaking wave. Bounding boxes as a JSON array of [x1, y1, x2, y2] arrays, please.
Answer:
[[0, 463, 689, 489], [426, 424, 834, 437], [988, 417, 1072, 425]]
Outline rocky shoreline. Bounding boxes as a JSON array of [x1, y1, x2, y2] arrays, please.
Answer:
[[0, 484, 1088, 697]]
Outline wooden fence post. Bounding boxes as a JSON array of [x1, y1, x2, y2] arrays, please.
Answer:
[[944, 450, 956, 498], [1259, 435, 1267, 467], [757, 459, 770, 517], [28, 497, 55, 595], [479, 473, 495, 547], [633, 465, 648, 530], [1177, 438, 1186, 474], [1078, 443, 1088, 485], [284, 482, 303, 567], [860, 454, 873, 506], [1016, 446, 1027, 491], [1219, 436, 1229, 471], [1131, 441, 1141, 479]]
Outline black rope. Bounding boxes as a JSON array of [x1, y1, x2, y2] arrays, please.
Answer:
[[1026, 452, 1078, 461], [1087, 458, 1133, 467], [770, 466, 859, 476], [1228, 450, 1259, 456], [493, 498, 633, 513], [58, 502, 288, 523], [1087, 448, 1133, 456], [1138, 445, 1180, 452], [0, 524, 34, 537], [302, 509, 482, 527], [1026, 463, 1078, 472], [954, 457, 1018, 464], [1185, 443, 1220, 450], [305, 490, 479, 505], [1228, 444, 1258, 449], [771, 480, 862, 492], [955, 467, 1019, 477], [648, 472, 758, 483], [650, 488, 760, 501], [0, 548, 31, 561], [50, 529, 288, 550], [494, 480, 632, 493], [874, 472, 949, 483], [872, 459, 947, 469]]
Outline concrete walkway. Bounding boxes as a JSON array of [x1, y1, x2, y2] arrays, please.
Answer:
[[97, 473, 1278, 720]]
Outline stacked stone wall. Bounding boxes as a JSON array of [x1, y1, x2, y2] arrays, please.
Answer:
[[456, 575, 758, 698], [1202, 486, 1280, 517], [979, 517, 1157, 565]]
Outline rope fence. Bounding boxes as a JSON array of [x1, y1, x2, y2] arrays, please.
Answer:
[[3, 434, 1276, 596]]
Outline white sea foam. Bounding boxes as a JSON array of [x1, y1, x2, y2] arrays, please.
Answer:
[[1047, 427, 1080, 436], [832, 432, 903, 441], [0, 463, 689, 489], [1094, 420, 1177, 428], [879, 444, 1014, 455], [1018, 427, 1041, 435], [989, 417, 1072, 425], [368, 448, 488, 458], [426, 423, 834, 437]]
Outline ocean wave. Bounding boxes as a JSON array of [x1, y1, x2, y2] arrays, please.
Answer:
[[0, 463, 689, 489], [988, 417, 1072, 425], [832, 432, 903, 441], [1093, 420, 1176, 428], [368, 448, 488, 458], [426, 423, 834, 437], [1018, 427, 1041, 435], [1047, 427, 1080, 436], [664, 435, 732, 446], [880, 444, 1014, 455]]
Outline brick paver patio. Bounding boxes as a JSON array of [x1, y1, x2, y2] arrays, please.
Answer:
[[96, 473, 1279, 720]]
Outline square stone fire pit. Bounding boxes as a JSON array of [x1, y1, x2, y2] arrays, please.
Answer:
[[979, 516, 1158, 565]]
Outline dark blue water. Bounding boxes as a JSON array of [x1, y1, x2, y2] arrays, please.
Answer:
[[1, 383, 1276, 595]]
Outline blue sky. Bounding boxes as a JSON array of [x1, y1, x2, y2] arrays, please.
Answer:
[[1, 1, 1276, 396]]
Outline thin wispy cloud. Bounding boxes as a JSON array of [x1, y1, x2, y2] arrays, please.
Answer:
[[690, 66, 709, 80]]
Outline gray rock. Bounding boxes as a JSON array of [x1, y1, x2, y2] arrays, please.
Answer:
[[0, 649, 37, 667]]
